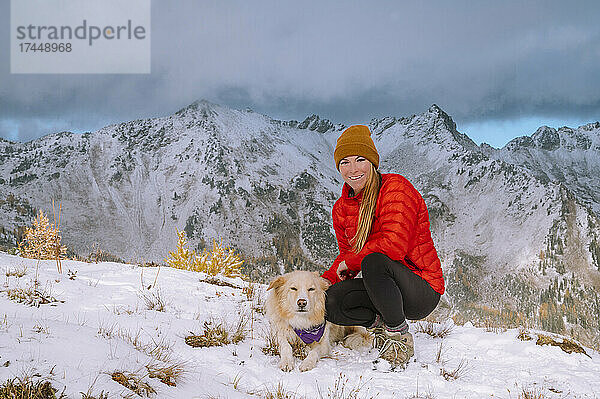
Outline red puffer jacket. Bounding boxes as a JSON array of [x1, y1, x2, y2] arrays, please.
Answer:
[[321, 173, 445, 295]]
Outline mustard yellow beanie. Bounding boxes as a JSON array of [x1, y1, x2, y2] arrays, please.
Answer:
[[333, 125, 379, 170]]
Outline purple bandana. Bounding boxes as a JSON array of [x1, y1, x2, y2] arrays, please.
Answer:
[[294, 323, 325, 344]]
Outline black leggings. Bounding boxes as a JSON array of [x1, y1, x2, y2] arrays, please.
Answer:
[[325, 252, 441, 327]]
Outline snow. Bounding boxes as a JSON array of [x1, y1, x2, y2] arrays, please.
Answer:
[[1, 252, 599, 398]]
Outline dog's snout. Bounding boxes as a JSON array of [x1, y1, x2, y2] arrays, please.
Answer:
[[297, 299, 307, 308]]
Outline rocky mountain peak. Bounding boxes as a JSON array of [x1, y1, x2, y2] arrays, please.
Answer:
[[175, 99, 219, 118], [580, 121, 600, 132], [296, 114, 336, 133], [414, 104, 478, 151], [426, 104, 456, 131], [531, 126, 560, 151]]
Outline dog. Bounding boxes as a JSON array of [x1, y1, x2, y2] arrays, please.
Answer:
[[265, 270, 372, 371]]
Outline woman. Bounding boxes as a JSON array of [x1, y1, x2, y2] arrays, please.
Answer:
[[321, 124, 445, 368]]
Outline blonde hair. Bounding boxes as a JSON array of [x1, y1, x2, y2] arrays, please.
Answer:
[[350, 163, 382, 253]]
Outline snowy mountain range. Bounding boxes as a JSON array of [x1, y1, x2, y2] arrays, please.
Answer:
[[1, 100, 599, 343]]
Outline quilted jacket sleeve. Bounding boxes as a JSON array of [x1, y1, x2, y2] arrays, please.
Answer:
[[343, 179, 420, 272], [321, 202, 351, 285]]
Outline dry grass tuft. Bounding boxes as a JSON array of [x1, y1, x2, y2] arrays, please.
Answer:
[[79, 374, 109, 399], [483, 316, 507, 334], [80, 391, 109, 399], [317, 373, 374, 399], [248, 382, 301, 399], [5, 283, 62, 307], [435, 341, 445, 364], [243, 282, 257, 301], [0, 375, 66, 399], [260, 328, 307, 360], [405, 388, 437, 399], [516, 327, 590, 358], [109, 304, 139, 316], [518, 387, 548, 399], [185, 314, 248, 348], [250, 285, 266, 315], [199, 276, 242, 289], [111, 371, 155, 397], [440, 358, 470, 381], [98, 324, 174, 363], [146, 362, 186, 387], [517, 327, 534, 341], [535, 334, 590, 357], [139, 288, 167, 312], [32, 321, 50, 334], [415, 320, 454, 338], [5, 264, 27, 278], [76, 242, 126, 264]]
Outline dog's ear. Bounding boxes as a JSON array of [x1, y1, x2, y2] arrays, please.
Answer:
[[316, 273, 330, 291], [267, 276, 285, 291]]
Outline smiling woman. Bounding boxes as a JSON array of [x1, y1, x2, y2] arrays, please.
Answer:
[[321, 124, 445, 369]]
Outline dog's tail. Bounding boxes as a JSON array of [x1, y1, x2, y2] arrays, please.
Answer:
[[341, 326, 373, 350]]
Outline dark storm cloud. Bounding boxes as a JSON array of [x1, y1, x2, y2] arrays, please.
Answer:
[[1, 0, 599, 142]]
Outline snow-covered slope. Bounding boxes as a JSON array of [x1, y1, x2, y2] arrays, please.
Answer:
[[1, 252, 599, 398]]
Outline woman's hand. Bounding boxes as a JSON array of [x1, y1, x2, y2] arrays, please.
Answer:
[[336, 261, 350, 280]]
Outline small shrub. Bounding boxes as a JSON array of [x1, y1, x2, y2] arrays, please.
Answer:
[[164, 229, 194, 270], [164, 230, 245, 278], [18, 207, 66, 273], [193, 239, 244, 278]]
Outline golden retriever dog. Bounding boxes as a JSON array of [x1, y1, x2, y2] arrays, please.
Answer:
[[265, 270, 372, 372]]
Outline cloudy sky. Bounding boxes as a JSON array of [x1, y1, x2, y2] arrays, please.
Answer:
[[1, 0, 599, 147]]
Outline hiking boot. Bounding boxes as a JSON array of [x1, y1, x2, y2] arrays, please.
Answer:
[[366, 314, 386, 350], [367, 326, 386, 350], [378, 331, 414, 368]]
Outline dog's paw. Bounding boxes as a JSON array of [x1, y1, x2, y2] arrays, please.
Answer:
[[279, 357, 294, 372], [298, 357, 317, 372]]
